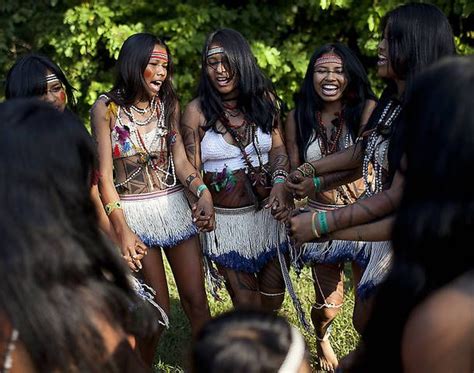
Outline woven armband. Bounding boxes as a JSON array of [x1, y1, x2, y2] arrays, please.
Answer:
[[105, 201, 122, 216]]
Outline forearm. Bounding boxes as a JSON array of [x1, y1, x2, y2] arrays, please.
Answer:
[[328, 215, 395, 242], [319, 167, 362, 192], [311, 142, 363, 174]]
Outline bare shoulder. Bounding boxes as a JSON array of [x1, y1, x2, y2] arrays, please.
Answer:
[[401, 272, 474, 372], [181, 98, 205, 129]]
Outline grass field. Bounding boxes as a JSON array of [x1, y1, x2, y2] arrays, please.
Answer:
[[152, 258, 360, 372]]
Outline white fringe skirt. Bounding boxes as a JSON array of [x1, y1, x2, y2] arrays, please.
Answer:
[[120, 185, 198, 249], [202, 203, 288, 273], [298, 199, 393, 299]]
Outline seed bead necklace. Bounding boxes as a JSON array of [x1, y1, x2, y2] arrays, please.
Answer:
[[362, 100, 402, 196], [115, 99, 176, 189]]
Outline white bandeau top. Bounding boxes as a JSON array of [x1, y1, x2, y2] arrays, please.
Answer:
[[201, 127, 272, 172]]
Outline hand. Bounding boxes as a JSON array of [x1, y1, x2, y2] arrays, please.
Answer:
[[285, 173, 316, 200], [287, 210, 319, 248], [265, 182, 294, 222], [119, 228, 147, 272], [192, 191, 215, 232]]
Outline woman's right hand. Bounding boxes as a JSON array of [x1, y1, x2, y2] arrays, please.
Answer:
[[119, 227, 148, 272]]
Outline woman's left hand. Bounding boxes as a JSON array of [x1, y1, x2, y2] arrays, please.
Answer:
[[265, 182, 294, 222], [192, 192, 215, 232]]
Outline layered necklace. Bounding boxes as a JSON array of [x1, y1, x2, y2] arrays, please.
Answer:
[[362, 100, 402, 196], [316, 110, 345, 155], [115, 99, 176, 189]]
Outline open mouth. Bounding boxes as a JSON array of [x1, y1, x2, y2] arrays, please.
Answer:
[[150, 80, 163, 91], [377, 55, 388, 66], [321, 84, 339, 96], [216, 76, 231, 87]]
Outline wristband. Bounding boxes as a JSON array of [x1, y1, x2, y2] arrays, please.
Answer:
[[313, 176, 322, 192], [196, 184, 209, 198], [318, 211, 329, 235], [105, 201, 122, 216], [311, 212, 320, 238]]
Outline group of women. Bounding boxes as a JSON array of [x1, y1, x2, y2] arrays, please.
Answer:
[[1, 2, 468, 372]]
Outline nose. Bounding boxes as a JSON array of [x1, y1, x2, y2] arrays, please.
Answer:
[[216, 61, 227, 73], [43, 92, 57, 104], [156, 65, 166, 76]]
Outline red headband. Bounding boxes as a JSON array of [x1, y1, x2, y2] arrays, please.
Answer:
[[315, 53, 343, 66], [150, 51, 168, 62]]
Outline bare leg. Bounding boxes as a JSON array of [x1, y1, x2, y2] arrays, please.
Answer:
[[137, 247, 169, 367], [259, 256, 286, 313], [217, 265, 261, 309], [165, 236, 211, 337], [311, 263, 344, 372], [351, 261, 374, 334]]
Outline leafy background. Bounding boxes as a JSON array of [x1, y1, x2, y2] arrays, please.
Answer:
[[1, 0, 472, 126], [0, 1, 472, 371]]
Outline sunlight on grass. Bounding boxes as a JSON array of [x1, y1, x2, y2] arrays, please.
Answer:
[[154, 257, 359, 372]]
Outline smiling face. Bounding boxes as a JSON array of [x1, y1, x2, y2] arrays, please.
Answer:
[[206, 43, 238, 98], [313, 53, 348, 103], [143, 44, 168, 97], [40, 70, 67, 112]]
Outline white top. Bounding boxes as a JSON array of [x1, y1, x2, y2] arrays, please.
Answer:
[[201, 127, 271, 172]]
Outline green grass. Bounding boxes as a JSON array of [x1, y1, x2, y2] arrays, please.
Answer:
[[153, 259, 359, 372]]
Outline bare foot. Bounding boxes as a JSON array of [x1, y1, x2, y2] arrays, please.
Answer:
[[316, 337, 339, 372]]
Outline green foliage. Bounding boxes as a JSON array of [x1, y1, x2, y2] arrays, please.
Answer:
[[1, 0, 472, 125]]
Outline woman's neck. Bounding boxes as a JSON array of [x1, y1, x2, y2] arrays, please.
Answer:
[[322, 100, 343, 115], [395, 79, 406, 99]]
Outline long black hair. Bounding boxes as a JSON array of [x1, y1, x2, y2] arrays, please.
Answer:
[[197, 28, 282, 133], [365, 2, 456, 181], [350, 55, 474, 372], [294, 43, 376, 161], [0, 98, 153, 372], [108, 32, 178, 129], [190, 309, 307, 373], [4, 53, 77, 111]]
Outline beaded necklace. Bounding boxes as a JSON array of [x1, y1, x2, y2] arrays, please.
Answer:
[[316, 110, 344, 155], [362, 100, 402, 196], [115, 99, 176, 189], [122, 96, 158, 126]]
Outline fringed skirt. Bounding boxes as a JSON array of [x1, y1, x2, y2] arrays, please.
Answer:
[[202, 203, 288, 273], [120, 185, 198, 249], [298, 199, 392, 299]]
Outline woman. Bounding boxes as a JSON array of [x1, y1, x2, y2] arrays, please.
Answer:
[[190, 309, 312, 373], [287, 2, 456, 336], [343, 55, 474, 372], [5, 52, 75, 112], [4, 52, 122, 257], [91, 33, 214, 365], [285, 43, 376, 371], [181, 28, 292, 312], [0, 98, 153, 372]]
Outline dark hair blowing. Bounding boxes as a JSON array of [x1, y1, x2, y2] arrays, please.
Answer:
[[198, 28, 282, 133], [190, 309, 298, 373], [351, 56, 474, 372], [4, 53, 77, 111], [294, 43, 376, 161], [0, 99, 150, 372], [108, 32, 178, 129]]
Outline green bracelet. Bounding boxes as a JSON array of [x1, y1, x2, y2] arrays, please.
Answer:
[[318, 211, 329, 235], [196, 183, 208, 198], [273, 176, 285, 185], [313, 176, 321, 192]]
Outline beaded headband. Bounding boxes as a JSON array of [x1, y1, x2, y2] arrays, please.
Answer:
[[207, 47, 225, 57], [278, 326, 306, 373], [150, 51, 168, 62], [315, 53, 343, 66], [43, 73, 60, 84]]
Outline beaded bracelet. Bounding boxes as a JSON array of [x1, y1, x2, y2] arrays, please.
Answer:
[[196, 184, 209, 198], [105, 201, 122, 216], [296, 162, 317, 178], [271, 169, 289, 180], [311, 212, 320, 239], [313, 176, 322, 192], [273, 176, 286, 185], [318, 211, 329, 235]]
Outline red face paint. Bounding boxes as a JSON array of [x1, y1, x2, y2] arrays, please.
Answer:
[[58, 91, 66, 103], [144, 67, 154, 80]]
